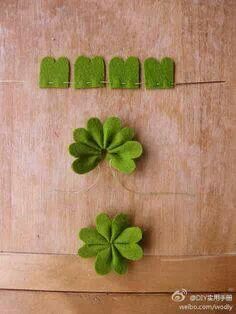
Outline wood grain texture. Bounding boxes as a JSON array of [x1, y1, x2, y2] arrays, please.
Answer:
[[0, 0, 235, 257], [0, 253, 235, 292], [0, 290, 235, 314]]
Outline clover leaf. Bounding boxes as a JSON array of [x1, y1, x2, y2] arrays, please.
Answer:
[[69, 117, 143, 174], [78, 213, 143, 275]]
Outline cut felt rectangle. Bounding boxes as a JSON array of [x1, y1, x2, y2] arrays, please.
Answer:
[[144, 57, 174, 89], [74, 56, 105, 89], [39, 56, 70, 88], [109, 57, 140, 89]]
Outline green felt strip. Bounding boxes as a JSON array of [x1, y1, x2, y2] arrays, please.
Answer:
[[39, 56, 70, 88], [111, 245, 128, 275], [74, 56, 105, 89], [72, 156, 101, 174], [109, 141, 143, 159], [95, 247, 112, 275], [87, 118, 104, 148], [114, 227, 142, 244], [79, 227, 107, 244], [103, 117, 122, 148], [144, 57, 174, 89], [111, 213, 130, 242], [109, 57, 140, 89], [96, 213, 111, 242], [78, 244, 109, 258], [69, 142, 100, 157], [115, 243, 143, 261]]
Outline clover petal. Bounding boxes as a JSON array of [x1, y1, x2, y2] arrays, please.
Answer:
[[73, 128, 100, 150], [69, 142, 100, 157], [114, 227, 142, 244], [78, 244, 109, 258], [109, 141, 143, 159], [115, 243, 143, 261], [95, 247, 112, 275], [108, 154, 136, 174], [108, 127, 134, 150], [111, 245, 128, 275], [79, 227, 108, 244], [87, 117, 104, 148], [103, 117, 122, 147], [111, 213, 130, 242], [72, 156, 101, 174], [96, 213, 111, 242]]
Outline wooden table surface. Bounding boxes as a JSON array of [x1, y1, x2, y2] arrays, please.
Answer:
[[0, 0, 235, 313]]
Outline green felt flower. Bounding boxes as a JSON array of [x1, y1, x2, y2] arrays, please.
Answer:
[[69, 117, 143, 174], [78, 213, 143, 275]]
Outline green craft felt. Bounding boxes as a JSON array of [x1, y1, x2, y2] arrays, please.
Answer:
[[144, 57, 174, 89], [78, 212, 143, 275], [39, 56, 70, 88], [69, 116, 143, 174], [109, 57, 140, 89], [74, 56, 105, 89]]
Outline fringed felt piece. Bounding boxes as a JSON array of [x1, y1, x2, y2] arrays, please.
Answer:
[[78, 213, 143, 275], [74, 56, 105, 89], [109, 57, 140, 89], [39, 56, 70, 88], [144, 57, 175, 89]]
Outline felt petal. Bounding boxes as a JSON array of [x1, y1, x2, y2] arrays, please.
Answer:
[[39, 56, 70, 88], [95, 247, 112, 275], [111, 213, 129, 242], [96, 213, 111, 242], [107, 127, 134, 150], [109, 154, 136, 174], [74, 56, 105, 89], [111, 245, 128, 275], [87, 118, 104, 148], [72, 156, 101, 174], [78, 244, 109, 258], [103, 117, 122, 148], [109, 141, 143, 159], [114, 227, 142, 244], [69, 142, 100, 157], [79, 227, 108, 244], [73, 128, 100, 150], [115, 243, 143, 261]]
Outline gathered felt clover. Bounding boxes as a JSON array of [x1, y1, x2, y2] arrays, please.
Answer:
[[69, 117, 143, 174], [78, 213, 143, 275]]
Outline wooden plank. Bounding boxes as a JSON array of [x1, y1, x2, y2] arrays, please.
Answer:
[[0, 0, 235, 256], [0, 253, 235, 293], [0, 290, 235, 314]]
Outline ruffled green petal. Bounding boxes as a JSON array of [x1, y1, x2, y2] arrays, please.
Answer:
[[87, 117, 104, 148], [72, 156, 101, 174], [111, 213, 129, 242], [78, 244, 109, 258], [73, 128, 100, 150], [109, 154, 136, 174], [79, 227, 108, 244], [109, 141, 143, 159], [95, 247, 112, 275], [96, 213, 111, 242], [107, 127, 134, 150], [69, 142, 101, 157], [115, 243, 143, 261], [103, 117, 122, 148], [112, 245, 128, 274], [114, 227, 142, 244]]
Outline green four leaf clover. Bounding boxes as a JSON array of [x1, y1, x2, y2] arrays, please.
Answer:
[[78, 213, 143, 275], [69, 117, 143, 174]]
